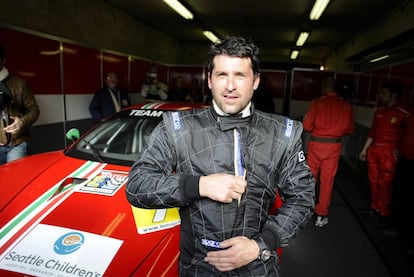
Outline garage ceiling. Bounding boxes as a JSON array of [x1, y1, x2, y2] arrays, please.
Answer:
[[103, 0, 412, 69]]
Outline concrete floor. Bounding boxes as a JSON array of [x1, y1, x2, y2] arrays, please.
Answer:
[[281, 159, 414, 277]]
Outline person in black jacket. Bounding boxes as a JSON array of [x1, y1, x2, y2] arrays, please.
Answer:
[[126, 36, 315, 276], [89, 72, 129, 122]]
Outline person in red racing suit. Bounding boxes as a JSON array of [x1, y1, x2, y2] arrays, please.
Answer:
[[359, 81, 409, 220], [303, 78, 354, 227]]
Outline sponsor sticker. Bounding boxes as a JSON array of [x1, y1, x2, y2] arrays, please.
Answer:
[[0, 224, 122, 277], [78, 170, 128, 195], [54, 232, 84, 255], [172, 112, 182, 130], [285, 118, 293, 137], [298, 150, 306, 162], [131, 207, 181, 234], [201, 239, 222, 249], [129, 109, 163, 117]]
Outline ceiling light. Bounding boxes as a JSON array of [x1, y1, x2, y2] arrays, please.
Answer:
[[296, 32, 310, 46], [369, 55, 389, 63], [290, 50, 299, 60], [309, 0, 330, 20], [163, 0, 193, 20], [203, 31, 221, 43]]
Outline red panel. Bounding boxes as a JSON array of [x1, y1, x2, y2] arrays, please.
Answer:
[[354, 74, 374, 105], [168, 66, 206, 102], [169, 66, 204, 88], [152, 63, 169, 86], [389, 60, 414, 78], [335, 72, 364, 102], [364, 65, 414, 107], [130, 61, 173, 95], [291, 70, 333, 100], [0, 27, 60, 94], [102, 51, 129, 92], [389, 63, 414, 107], [261, 71, 287, 98], [63, 42, 101, 94], [130, 58, 151, 93]]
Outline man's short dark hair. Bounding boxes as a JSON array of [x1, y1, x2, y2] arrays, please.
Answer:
[[381, 81, 403, 98], [0, 44, 5, 61], [322, 77, 336, 91], [207, 36, 260, 76]]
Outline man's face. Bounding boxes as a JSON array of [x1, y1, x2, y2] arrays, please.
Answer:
[[148, 72, 158, 85], [378, 88, 393, 106], [106, 73, 118, 89], [208, 55, 259, 114]]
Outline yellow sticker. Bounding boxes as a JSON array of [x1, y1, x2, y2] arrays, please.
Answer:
[[131, 207, 181, 234]]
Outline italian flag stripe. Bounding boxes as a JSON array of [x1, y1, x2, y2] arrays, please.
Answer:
[[141, 102, 165, 109], [0, 161, 105, 251]]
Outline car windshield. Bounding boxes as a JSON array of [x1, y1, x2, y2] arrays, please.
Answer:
[[65, 109, 164, 166]]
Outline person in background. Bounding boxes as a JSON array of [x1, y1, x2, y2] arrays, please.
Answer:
[[388, 108, 413, 254], [204, 90, 213, 105], [359, 81, 409, 228], [251, 74, 275, 113], [140, 67, 169, 101], [168, 76, 190, 102], [303, 78, 354, 227], [0, 44, 40, 165], [189, 78, 204, 103], [126, 36, 315, 276], [89, 72, 129, 122]]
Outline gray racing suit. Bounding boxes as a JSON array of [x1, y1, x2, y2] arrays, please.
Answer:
[[126, 105, 315, 276]]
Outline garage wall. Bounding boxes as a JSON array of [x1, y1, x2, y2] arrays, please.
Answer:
[[1, 26, 414, 179], [0, 0, 182, 64]]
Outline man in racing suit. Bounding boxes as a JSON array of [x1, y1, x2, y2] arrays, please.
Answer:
[[303, 78, 354, 227], [126, 36, 315, 276], [359, 81, 408, 221]]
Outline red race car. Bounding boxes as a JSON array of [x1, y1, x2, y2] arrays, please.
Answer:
[[0, 101, 281, 277]]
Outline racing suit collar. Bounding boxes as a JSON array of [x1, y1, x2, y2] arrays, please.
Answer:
[[210, 102, 253, 131], [212, 100, 252, 118]]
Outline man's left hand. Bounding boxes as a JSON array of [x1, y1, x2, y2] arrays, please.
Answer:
[[4, 116, 23, 135], [204, 236, 259, 272]]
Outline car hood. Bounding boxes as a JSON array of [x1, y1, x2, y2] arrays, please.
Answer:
[[0, 151, 66, 209], [0, 153, 181, 276]]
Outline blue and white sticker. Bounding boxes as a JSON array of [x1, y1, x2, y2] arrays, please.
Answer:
[[0, 224, 123, 277], [172, 112, 182, 130], [201, 239, 221, 249], [54, 232, 84, 255], [285, 118, 293, 137]]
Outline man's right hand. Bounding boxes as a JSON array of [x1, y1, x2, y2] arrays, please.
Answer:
[[199, 174, 247, 203], [359, 151, 366, 161]]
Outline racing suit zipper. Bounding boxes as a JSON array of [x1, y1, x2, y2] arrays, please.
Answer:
[[234, 128, 246, 207]]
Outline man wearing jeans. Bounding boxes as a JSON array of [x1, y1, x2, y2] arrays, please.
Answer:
[[0, 44, 40, 164]]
